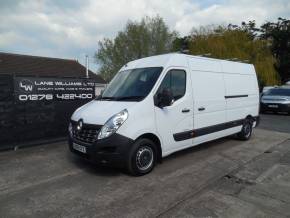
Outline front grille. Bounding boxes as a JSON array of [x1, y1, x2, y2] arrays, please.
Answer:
[[71, 120, 102, 144]]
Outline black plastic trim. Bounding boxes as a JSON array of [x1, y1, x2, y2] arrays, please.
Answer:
[[173, 118, 245, 141], [225, 95, 248, 99], [71, 120, 102, 129], [173, 130, 194, 141]]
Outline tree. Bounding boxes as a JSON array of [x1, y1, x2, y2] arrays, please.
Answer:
[[260, 18, 290, 83], [228, 20, 259, 40], [230, 18, 290, 83], [186, 25, 279, 86], [95, 16, 178, 81]]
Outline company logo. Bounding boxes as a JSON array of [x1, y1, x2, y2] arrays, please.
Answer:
[[76, 119, 83, 132], [19, 79, 33, 92]]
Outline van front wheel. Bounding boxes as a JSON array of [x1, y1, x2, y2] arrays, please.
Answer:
[[237, 119, 253, 140], [127, 138, 156, 176]]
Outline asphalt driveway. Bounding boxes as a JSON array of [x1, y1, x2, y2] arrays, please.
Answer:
[[259, 113, 290, 133], [0, 114, 290, 217]]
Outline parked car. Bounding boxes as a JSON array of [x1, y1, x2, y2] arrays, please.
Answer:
[[262, 86, 274, 94], [68, 53, 260, 176], [260, 87, 290, 114]]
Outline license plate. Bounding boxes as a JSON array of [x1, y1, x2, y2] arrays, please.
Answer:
[[73, 143, 86, 153], [268, 105, 278, 108]]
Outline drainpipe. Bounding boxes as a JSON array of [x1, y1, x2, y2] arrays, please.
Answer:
[[85, 55, 89, 78]]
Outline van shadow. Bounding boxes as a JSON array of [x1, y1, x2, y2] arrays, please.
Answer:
[[67, 135, 239, 176], [162, 135, 237, 163], [66, 151, 123, 177]]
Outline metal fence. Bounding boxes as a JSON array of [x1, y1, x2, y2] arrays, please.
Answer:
[[0, 74, 104, 150]]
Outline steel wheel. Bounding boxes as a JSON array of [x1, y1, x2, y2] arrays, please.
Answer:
[[136, 146, 154, 171], [244, 122, 252, 138], [127, 138, 157, 176], [237, 119, 253, 140]]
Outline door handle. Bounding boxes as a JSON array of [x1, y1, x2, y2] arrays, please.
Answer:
[[182, 108, 190, 113], [198, 107, 205, 111]]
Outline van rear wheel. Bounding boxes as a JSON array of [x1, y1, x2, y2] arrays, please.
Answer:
[[127, 138, 157, 176], [237, 119, 253, 140]]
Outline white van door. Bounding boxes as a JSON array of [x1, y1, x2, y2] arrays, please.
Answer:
[[192, 70, 226, 143], [154, 68, 194, 154]]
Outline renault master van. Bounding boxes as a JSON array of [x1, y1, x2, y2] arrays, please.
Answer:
[[68, 53, 260, 176]]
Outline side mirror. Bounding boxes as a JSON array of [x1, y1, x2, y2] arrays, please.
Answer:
[[155, 88, 174, 108]]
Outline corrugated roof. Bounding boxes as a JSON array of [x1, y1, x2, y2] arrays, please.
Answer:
[[0, 52, 106, 83]]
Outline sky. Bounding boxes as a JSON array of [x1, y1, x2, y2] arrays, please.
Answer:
[[0, 0, 289, 73]]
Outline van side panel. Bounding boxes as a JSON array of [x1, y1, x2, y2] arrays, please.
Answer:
[[223, 65, 259, 122], [189, 57, 222, 72], [188, 58, 259, 147], [221, 61, 253, 75]]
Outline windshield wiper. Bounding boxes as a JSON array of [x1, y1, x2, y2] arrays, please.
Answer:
[[96, 96, 144, 101], [115, 96, 144, 101], [97, 96, 117, 101]]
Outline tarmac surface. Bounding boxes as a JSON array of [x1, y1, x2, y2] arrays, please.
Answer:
[[0, 114, 290, 218]]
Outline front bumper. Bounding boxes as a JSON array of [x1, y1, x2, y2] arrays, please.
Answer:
[[260, 102, 290, 113], [68, 133, 134, 167]]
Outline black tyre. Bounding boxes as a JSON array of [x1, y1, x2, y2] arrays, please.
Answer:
[[237, 119, 253, 140], [127, 138, 157, 176]]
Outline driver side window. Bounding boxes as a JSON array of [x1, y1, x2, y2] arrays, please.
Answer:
[[157, 69, 186, 101]]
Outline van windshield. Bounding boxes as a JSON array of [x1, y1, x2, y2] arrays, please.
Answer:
[[265, 88, 290, 96], [99, 67, 163, 101]]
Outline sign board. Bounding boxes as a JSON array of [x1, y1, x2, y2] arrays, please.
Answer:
[[14, 77, 97, 101]]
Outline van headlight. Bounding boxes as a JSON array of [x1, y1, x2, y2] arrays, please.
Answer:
[[98, 109, 128, 140]]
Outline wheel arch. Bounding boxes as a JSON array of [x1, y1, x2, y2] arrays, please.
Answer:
[[245, 114, 255, 123], [136, 133, 162, 163]]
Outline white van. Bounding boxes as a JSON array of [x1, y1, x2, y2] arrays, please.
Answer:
[[68, 53, 260, 176]]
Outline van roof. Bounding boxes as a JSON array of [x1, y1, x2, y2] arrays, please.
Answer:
[[121, 53, 255, 75]]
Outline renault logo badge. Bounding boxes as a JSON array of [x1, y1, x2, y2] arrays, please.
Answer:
[[77, 119, 83, 131]]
